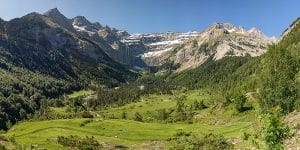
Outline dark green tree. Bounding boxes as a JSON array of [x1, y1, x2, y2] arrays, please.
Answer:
[[234, 92, 247, 112], [176, 96, 186, 113], [259, 45, 298, 114]]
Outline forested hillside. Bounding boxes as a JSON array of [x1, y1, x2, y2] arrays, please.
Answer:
[[0, 12, 136, 130], [258, 17, 300, 113], [165, 18, 300, 115]]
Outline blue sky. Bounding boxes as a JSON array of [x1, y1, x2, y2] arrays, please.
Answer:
[[0, 0, 299, 37]]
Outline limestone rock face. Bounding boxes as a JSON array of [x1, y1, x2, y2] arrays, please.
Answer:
[[122, 23, 275, 72]]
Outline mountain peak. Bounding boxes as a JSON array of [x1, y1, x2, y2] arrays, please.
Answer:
[[208, 22, 241, 34], [205, 22, 239, 37], [43, 8, 73, 31], [209, 23, 234, 29], [43, 8, 68, 22], [72, 16, 92, 26], [248, 27, 261, 34], [43, 8, 62, 16], [248, 27, 266, 38], [73, 16, 88, 21]]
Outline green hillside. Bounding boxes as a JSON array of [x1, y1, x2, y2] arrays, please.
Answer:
[[2, 90, 260, 149], [0, 12, 137, 131]]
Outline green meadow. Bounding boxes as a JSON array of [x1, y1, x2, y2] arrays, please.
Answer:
[[2, 90, 262, 149]]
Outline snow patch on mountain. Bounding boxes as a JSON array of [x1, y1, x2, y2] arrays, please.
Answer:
[[142, 48, 172, 58], [149, 40, 182, 46]]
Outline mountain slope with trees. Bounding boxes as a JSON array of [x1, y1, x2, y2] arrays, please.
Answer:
[[0, 11, 137, 130]]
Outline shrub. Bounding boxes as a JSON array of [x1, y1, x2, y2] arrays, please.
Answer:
[[175, 96, 186, 113], [174, 130, 191, 137], [174, 111, 188, 122], [57, 135, 103, 150], [191, 100, 207, 110], [80, 119, 93, 127], [197, 133, 234, 150], [242, 131, 250, 140], [120, 111, 127, 119], [81, 111, 94, 118], [133, 112, 143, 122], [262, 109, 291, 150], [169, 133, 233, 150], [0, 144, 6, 150], [157, 109, 169, 121], [234, 92, 247, 112]]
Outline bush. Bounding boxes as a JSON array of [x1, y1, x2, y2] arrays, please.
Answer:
[[57, 135, 103, 150], [174, 111, 188, 122], [157, 109, 169, 121], [174, 130, 191, 137], [175, 96, 186, 113], [197, 133, 234, 150], [81, 111, 94, 118], [262, 109, 291, 149], [133, 112, 143, 122], [0, 144, 6, 150], [191, 100, 207, 110], [80, 119, 93, 127], [169, 133, 233, 150], [234, 92, 247, 112], [120, 111, 127, 119], [242, 131, 250, 140]]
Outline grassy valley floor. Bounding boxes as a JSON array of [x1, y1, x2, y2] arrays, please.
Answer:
[[1, 90, 264, 149]]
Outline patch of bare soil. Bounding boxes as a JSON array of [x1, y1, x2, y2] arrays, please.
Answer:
[[284, 111, 300, 149]]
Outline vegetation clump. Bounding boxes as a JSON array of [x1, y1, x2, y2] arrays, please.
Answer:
[[262, 109, 291, 150], [169, 133, 234, 150], [57, 135, 103, 150], [133, 112, 143, 122]]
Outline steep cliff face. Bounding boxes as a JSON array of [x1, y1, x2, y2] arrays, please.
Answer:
[[43, 8, 141, 67], [122, 31, 200, 69]]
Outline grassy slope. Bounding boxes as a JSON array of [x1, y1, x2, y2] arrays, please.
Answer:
[[67, 90, 94, 98], [2, 90, 262, 149], [5, 119, 253, 149]]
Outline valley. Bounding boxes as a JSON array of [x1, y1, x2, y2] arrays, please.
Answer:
[[0, 5, 299, 150], [2, 90, 260, 149]]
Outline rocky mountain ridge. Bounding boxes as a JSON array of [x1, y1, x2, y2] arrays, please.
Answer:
[[43, 8, 137, 67], [1, 8, 276, 73], [121, 23, 276, 71], [0, 9, 136, 87]]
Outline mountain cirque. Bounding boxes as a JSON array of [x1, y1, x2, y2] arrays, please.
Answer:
[[122, 23, 276, 71], [2, 8, 276, 72]]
